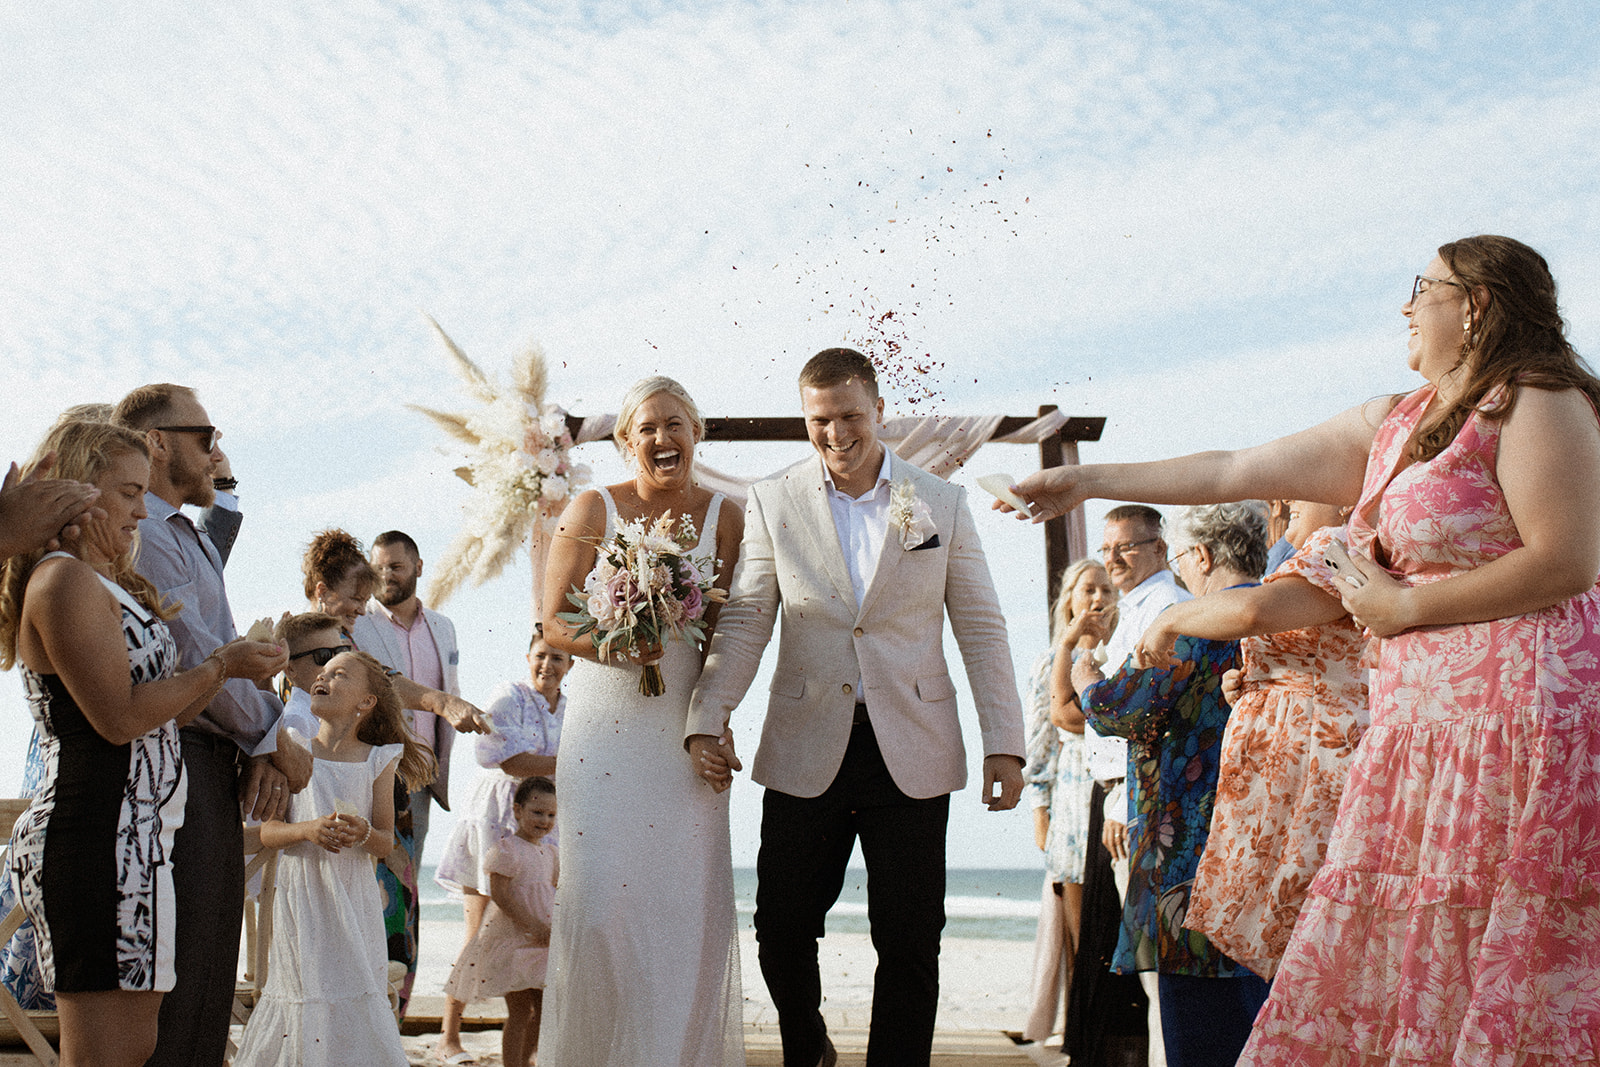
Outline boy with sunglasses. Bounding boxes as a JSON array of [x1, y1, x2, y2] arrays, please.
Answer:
[[276, 612, 355, 736]]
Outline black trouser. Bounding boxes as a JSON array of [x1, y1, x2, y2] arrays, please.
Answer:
[[1065, 779, 1149, 1067], [755, 718, 949, 1067], [148, 730, 247, 1067]]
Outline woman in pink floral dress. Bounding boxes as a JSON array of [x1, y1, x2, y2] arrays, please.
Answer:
[[1011, 234, 1600, 1064]]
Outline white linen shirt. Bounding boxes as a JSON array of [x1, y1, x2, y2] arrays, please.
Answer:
[[823, 446, 894, 608], [823, 446, 894, 696]]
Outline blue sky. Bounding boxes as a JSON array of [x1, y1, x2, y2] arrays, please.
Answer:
[[4, 0, 1597, 867]]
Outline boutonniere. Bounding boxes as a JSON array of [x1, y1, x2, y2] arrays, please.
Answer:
[[889, 478, 939, 551]]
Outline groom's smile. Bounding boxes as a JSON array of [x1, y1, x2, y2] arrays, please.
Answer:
[[802, 377, 887, 499]]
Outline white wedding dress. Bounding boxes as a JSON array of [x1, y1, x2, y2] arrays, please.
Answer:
[[538, 487, 744, 1066]]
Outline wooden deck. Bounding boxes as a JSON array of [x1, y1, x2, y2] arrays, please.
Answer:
[[394, 998, 1045, 1065], [743, 1022, 1041, 1065]]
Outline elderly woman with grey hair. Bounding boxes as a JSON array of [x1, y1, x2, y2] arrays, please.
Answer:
[[1072, 501, 1270, 1067]]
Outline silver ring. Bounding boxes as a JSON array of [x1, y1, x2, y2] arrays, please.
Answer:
[[273, 785, 283, 791]]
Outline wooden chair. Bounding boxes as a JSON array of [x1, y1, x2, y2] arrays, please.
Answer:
[[0, 797, 58, 1067]]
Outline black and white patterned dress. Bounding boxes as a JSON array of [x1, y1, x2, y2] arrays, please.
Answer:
[[6, 557, 187, 993]]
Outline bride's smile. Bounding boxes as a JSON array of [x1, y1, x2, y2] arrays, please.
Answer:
[[627, 394, 698, 491]]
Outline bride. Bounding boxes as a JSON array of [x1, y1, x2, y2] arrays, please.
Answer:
[[538, 376, 746, 1065]]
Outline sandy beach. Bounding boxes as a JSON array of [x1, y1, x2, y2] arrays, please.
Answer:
[[392, 921, 1043, 1064]]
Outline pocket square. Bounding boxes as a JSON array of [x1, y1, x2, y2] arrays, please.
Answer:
[[910, 534, 941, 551]]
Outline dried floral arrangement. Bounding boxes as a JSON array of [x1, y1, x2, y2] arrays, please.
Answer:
[[409, 316, 590, 606]]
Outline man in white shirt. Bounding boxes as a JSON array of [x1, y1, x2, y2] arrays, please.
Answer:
[[689, 348, 1025, 1067], [1079, 504, 1188, 1066]]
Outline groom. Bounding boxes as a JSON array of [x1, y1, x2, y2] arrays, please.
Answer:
[[688, 348, 1026, 1066]]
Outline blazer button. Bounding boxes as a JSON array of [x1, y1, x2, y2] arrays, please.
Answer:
[[841, 683, 853, 695], [853, 627, 864, 637]]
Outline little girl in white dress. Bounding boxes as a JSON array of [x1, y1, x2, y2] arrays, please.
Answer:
[[234, 650, 435, 1067], [445, 775, 559, 1067]]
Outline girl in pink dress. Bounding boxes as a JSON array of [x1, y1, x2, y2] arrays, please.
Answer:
[[444, 776, 558, 1067], [1012, 234, 1600, 1064]]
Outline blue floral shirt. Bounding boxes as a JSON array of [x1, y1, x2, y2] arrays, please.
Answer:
[[1082, 594, 1257, 978]]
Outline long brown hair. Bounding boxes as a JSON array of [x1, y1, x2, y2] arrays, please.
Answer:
[[339, 650, 437, 792], [0, 420, 174, 670], [1409, 235, 1600, 462]]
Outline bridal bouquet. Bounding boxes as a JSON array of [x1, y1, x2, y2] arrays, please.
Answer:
[[556, 512, 726, 696]]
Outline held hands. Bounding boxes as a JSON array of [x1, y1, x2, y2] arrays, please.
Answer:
[[688, 728, 741, 792], [1330, 544, 1413, 637], [307, 813, 366, 854]]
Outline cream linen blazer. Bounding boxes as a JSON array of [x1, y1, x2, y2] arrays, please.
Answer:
[[686, 452, 1025, 800]]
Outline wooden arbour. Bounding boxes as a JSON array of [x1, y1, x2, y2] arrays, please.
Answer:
[[563, 405, 1104, 614]]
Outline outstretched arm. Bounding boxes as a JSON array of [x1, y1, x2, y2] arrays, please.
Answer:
[[1135, 577, 1344, 669], [1007, 395, 1395, 523]]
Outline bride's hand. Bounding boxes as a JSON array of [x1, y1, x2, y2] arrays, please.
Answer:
[[687, 729, 741, 792], [627, 636, 664, 666]]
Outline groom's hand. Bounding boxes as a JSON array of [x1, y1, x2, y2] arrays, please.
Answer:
[[981, 754, 1024, 811], [687, 730, 741, 793]]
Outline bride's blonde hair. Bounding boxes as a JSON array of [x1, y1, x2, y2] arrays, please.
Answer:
[[614, 376, 706, 461]]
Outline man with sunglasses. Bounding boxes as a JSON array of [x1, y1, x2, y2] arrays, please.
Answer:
[[114, 382, 311, 1067]]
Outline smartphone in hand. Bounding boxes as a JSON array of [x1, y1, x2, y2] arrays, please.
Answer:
[[1323, 538, 1361, 584]]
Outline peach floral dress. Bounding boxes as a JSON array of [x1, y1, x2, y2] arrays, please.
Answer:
[[1241, 385, 1600, 1064], [1186, 525, 1367, 979]]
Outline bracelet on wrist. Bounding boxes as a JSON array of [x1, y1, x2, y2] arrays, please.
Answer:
[[359, 821, 375, 848], [212, 476, 238, 492]]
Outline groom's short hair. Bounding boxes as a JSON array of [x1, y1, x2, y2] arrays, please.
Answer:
[[800, 348, 878, 398]]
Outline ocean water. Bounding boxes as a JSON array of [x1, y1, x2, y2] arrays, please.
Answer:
[[420, 865, 1043, 942]]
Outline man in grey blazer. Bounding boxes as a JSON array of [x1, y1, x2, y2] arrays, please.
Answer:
[[687, 348, 1026, 1067]]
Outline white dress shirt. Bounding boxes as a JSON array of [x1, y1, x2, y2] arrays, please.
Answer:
[[823, 446, 894, 607], [823, 446, 894, 695]]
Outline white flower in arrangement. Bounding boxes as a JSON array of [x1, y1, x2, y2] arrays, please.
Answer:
[[889, 477, 937, 550]]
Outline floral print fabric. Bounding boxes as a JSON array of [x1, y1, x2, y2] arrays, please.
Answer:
[[1242, 385, 1600, 1064], [1186, 525, 1368, 979], [1082, 616, 1253, 978], [1023, 648, 1094, 884]]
